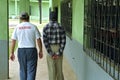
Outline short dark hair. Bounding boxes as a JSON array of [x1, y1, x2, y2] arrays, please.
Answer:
[[20, 12, 29, 21], [50, 11, 57, 21]]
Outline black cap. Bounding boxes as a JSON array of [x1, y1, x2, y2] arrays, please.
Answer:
[[20, 12, 29, 20]]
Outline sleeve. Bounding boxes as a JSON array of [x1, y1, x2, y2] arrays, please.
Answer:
[[11, 27, 18, 40], [35, 26, 41, 39], [43, 26, 54, 56], [57, 28, 66, 56]]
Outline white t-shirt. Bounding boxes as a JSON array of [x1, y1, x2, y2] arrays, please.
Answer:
[[12, 22, 41, 48]]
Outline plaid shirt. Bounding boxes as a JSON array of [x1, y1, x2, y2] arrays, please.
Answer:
[[43, 21, 66, 56]]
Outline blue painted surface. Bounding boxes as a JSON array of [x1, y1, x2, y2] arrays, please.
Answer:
[[64, 37, 114, 80], [0, 40, 9, 79]]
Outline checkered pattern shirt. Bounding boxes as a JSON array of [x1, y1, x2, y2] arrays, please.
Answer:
[[43, 21, 66, 56]]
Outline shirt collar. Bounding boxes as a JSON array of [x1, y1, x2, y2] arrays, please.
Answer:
[[49, 21, 58, 28]]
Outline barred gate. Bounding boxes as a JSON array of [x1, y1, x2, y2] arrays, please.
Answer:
[[83, 0, 120, 80]]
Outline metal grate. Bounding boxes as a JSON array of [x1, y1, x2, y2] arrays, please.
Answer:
[[83, 0, 120, 80], [61, 0, 72, 36]]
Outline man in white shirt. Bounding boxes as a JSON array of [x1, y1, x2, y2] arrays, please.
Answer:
[[10, 12, 43, 80]]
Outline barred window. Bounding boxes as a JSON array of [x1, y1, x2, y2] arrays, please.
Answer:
[[83, 0, 120, 80], [61, 0, 72, 36]]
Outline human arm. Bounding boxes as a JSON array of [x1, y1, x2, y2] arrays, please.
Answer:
[[10, 27, 17, 61], [37, 38, 43, 59], [57, 28, 66, 56], [52, 28, 66, 59], [35, 26, 43, 59], [43, 27, 53, 56], [52, 37, 66, 59], [10, 39, 16, 61]]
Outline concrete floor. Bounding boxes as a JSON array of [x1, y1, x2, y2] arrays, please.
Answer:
[[9, 53, 48, 80], [8, 19, 77, 80], [8, 50, 77, 80]]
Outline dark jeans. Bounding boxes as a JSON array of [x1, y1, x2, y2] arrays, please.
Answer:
[[18, 48, 38, 80]]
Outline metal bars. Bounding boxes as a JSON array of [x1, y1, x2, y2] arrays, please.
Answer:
[[84, 0, 120, 80], [61, 0, 72, 36]]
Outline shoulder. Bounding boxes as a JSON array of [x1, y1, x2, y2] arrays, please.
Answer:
[[28, 22, 38, 30], [58, 24, 64, 30], [43, 23, 50, 31], [28, 22, 36, 27], [15, 24, 21, 29], [17, 23, 22, 27]]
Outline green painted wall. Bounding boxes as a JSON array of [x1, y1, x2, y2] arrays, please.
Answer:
[[30, 2, 49, 20], [51, 0, 84, 44], [42, 3, 49, 20], [0, 0, 9, 40], [49, 0, 59, 11], [9, 1, 19, 18], [0, 0, 9, 79], [9, 1, 15, 15], [57, 0, 61, 23], [51, 0, 114, 80], [49, 0, 61, 22], [9, 0, 49, 20], [52, 0, 59, 8], [30, 2, 39, 16], [72, 0, 84, 44], [19, 0, 30, 14]]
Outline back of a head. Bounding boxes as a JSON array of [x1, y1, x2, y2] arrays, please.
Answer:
[[20, 12, 29, 21], [50, 11, 57, 21]]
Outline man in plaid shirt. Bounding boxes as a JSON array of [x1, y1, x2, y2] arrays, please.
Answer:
[[43, 11, 66, 80]]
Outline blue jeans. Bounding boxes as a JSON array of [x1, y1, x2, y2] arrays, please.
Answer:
[[18, 48, 38, 80]]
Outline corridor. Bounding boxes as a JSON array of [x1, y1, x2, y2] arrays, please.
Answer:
[[8, 46, 77, 80]]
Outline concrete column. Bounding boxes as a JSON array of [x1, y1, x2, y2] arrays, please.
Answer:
[[15, 0, 18, 16], [0, 0, 9, 79], [49, 0, 54, 11], [19, 0, 30, 14]]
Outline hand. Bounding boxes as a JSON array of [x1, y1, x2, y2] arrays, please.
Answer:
[[52, 54, 59, 60], [10, 53, 15, 61], [39, 51, 43, 59]]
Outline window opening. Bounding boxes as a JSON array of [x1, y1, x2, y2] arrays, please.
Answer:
[[61, 0, 72, 37], [84, 0, 120, 80]]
